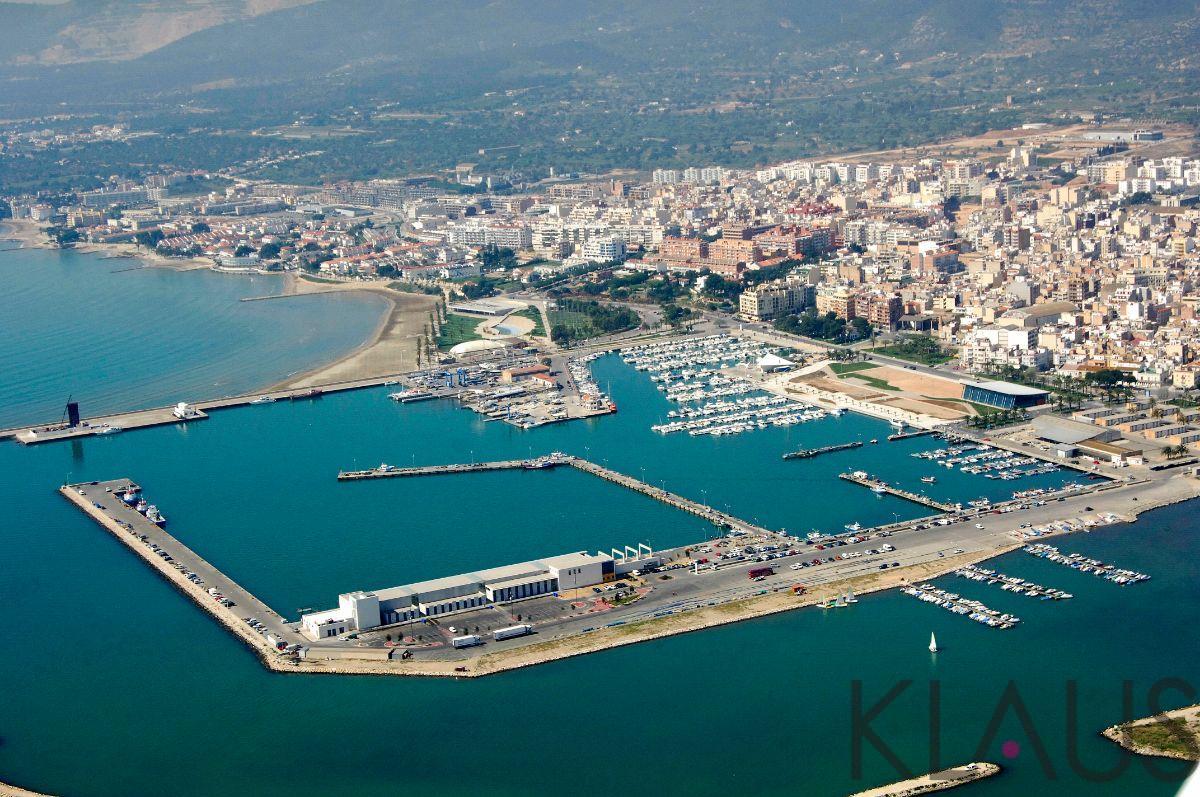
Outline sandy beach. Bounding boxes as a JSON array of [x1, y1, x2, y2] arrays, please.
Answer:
[[272, 275, 440, 388]]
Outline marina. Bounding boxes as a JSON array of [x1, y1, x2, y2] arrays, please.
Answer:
[[901, 583, 1022, 629], [953, 564, 1074, 600], [1022, 543, 1152, 585]]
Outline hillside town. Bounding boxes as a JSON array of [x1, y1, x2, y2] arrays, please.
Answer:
[[8, 121, 1200, 407]]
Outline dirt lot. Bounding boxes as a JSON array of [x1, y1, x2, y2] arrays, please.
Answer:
[[872, 395, 968, 421], [795, 374, 881, 400], [867, 366, 965, 398]]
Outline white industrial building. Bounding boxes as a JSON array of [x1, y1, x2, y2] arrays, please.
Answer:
[[301, 551, 618, 640]]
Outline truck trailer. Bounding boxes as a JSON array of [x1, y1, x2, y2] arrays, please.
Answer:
[[492, 624, 533, 641]]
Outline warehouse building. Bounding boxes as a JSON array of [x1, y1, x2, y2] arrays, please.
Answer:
[[301, 551, 615, 639], [962, 380, 1049, 409]]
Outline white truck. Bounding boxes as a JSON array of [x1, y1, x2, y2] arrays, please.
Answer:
[[492, 624, 533, 641], [451, 634, 482, 649]]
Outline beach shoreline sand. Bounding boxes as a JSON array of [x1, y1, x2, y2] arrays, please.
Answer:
[[1, 223, 429, 398], [270, 274, 440, 388]]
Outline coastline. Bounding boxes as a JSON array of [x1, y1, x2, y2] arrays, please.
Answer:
[[0, 780, 55, 797], [1103, 704, 1200, 761], [269, 274, 439, 388], [0, 223, 421, 406]]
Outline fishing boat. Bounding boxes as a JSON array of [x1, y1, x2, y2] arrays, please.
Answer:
[[921, 476, 937, 484], [929, 632, 939, 652], [121, 488, 139, 505], [145, 505, 167, 527]]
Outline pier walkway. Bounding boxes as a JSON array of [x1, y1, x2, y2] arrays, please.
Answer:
[[782, 441, 862, 460], [60, 480, 306, 658], [839, 471, 959, 512], [4, 373, 415, 445], [339, 456, 567, 480], [338, 454, 776, 536]]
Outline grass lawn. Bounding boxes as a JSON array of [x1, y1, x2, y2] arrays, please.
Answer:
[[844, 372, 899, 391], [830, 362, 879, 375], [515, 306, 547, 336], [549, 308, 601, 340], [436, 313, 483, 349]]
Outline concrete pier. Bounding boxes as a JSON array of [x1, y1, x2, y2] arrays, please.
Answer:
[[565, 457, 772, 534], [887, 428, 935, 442], [59, 480, 306, 658], [848, 762, 1000, 797], [338, 456, 568, 480], [5, 374, 412, 445], [782, 441, 863, 460], [840, 471, 959, 512]]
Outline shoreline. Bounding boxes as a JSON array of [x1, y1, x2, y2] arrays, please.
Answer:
[[268, 274, 439, 389], [0, 780, 55, 797], [0, 225, 416, 411], [1103, 704, 1200, 761]]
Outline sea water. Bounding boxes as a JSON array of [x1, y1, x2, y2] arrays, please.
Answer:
[[0, 258, 1195, 796]]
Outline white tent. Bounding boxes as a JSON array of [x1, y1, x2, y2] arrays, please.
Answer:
[[756, 353, 795, 372]]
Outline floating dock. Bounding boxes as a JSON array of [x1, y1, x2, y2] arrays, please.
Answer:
[[839, 471, 958, 512], [782, 441, 863, 460]]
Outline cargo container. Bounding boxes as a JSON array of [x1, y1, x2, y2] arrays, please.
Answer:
[[451, 634, 482, 649], [492, 624, 533, 641]]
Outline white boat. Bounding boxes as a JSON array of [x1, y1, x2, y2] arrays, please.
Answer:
[[846, 588, 858, 604], [871, 484, 888, 495], [844, 522, 862, 532], [250, 395, 276, 405], [96, 424, 122, 435], [145, 505, 167, 527], [921, 476, 937, 484], [929, 632, 939, 653], [135, 500, 148, 514]]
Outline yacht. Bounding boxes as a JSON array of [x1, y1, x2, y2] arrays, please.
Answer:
[[96, 424, 122, 435], [844, 522, 863, 532], [250, 395, 276, 405], [871, 484, 888, 495]]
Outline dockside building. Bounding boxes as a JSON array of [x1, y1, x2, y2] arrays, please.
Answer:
[[301, 551, 616, 639]]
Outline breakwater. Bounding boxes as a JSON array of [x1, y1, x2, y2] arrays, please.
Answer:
[[782, 441, 863, 460]]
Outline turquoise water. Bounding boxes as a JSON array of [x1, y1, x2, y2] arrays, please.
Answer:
[[0, 241, 389, 428], [0, 256, 1196, 796]]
